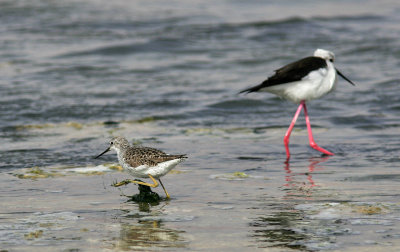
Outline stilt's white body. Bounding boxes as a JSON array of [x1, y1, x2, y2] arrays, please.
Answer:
[[262, 61, 337, 103]]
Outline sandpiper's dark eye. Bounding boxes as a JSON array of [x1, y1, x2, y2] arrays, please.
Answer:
[[329, 59, 334, 62], [110, 141, 113, 145]]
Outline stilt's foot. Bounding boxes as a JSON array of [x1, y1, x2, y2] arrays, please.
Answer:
[[284, 142, 291, 161], [310, 142, 334, 156], [285, 151, 291, 161], [285, 147, 291, 163]]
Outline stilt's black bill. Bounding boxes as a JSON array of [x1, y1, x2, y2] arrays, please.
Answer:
[[336, 68, 355, 86], [94, 147, 110, 159]]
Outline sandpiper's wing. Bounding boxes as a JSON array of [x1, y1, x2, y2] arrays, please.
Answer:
[[240, 56, 327, 93], [124, 146, 187, 167]]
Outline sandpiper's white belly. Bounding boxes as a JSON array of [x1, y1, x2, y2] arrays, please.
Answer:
[[123, 159, 183, 179]]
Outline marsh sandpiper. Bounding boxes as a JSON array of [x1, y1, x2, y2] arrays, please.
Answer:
[[95, 136, 187, 199]]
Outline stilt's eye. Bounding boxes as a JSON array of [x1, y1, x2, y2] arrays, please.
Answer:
[[110, 141, 114, 145], [329, 59, 334, 62]]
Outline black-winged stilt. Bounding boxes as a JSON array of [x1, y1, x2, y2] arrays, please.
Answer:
[[240, 49, 355, 159]]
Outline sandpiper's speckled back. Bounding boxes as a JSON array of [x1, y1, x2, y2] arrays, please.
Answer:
[[110, 136, 187, 168], [122, 146, 186, 168]]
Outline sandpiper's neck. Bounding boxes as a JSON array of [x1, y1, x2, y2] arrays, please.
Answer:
[[115, 147, 127, 167], [115, 145, 129, 156]]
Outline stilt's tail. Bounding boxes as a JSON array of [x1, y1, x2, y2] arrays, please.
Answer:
[[239, 83, 263, 94]]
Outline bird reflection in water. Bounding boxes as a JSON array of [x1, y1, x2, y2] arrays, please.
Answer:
[[113, 200, 187, 250], [282, 156, 330, 196], [249, 156, 332, 249], [115, 221, 187, 250]]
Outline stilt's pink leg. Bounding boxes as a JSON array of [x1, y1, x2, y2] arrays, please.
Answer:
[[284, 102, 304, 160], [303, 103, 334, 156]]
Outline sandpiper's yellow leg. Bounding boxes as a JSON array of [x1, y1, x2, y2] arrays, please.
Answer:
[[112, 175, 159, 188], [158, 179, 170, 199], [112, 179, 132, 187]]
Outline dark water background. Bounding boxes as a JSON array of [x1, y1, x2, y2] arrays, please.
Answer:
[[1, 0, 400, 251]]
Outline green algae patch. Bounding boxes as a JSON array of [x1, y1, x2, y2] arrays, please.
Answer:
[[210, 172, 253, 181], [232, 172, 250, 178], [12, 117, 161, 135], [15, 167, 64, 179], [129, 189, 161, 203], [132, 116, 156, 124], [302, 202, 391, 220], [350, 204, 387, 215], [183, 128, 213, 135], [104, 163, 123, 171], [16, 123, 54, 130], [183, 127, 254, 136], [39, 223, 55, 228], [128, 183, 161, 203], [65, 122, 84, 129], [354, 205, 383, 215], [15, 121, 84, 130], [83, 171, 105, 176], [123, 116, 159, 125], [24, 230, 43, 240], [223, 127, 254, 134], [169, 169, 187, 175], [337, 202, 390, 215]]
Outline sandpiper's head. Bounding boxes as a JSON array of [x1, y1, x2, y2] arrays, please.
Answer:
[[94, 136, 130, 159], [109, 136, 130, 151], [314, 49, 335, 62]]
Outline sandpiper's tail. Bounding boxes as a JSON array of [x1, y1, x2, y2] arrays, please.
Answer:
[[169, 154, 187, 160]]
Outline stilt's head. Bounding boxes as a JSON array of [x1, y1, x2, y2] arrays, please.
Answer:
[[314, 49, 355, 86], [94, 136, 131, 159], [314, 49, 335, 62]]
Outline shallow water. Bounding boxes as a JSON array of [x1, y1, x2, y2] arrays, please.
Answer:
[[1, 0, 400, 251]]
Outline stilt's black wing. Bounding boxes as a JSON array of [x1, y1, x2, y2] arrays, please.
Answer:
[[240, 56, 327, 93]]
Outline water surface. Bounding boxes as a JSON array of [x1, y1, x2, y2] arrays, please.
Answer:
[[1, 0, 400, 251]]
